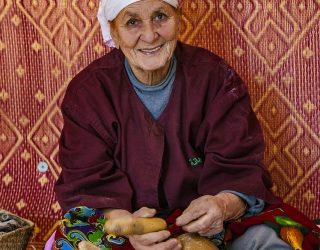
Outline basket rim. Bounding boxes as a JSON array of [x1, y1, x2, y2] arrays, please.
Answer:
[[0, 209, 35, 228]]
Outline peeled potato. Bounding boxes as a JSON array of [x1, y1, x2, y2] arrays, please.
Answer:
[[105, 217, 167, 236], [177, 233, 219, 250]]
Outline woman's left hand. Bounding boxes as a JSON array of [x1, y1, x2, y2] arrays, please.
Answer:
[[175, 193, 245, 237], [175, 195, 225, 237]]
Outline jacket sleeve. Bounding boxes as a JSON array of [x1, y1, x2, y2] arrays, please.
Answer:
[[197, 68, 279, 205], [54, 89, 133, 213]]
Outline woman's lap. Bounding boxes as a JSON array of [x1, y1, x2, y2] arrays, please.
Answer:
[[227, 224, 292, 250]]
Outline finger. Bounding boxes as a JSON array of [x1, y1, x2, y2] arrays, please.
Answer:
[[153, 238, 181, 250], [130, 236, 179, 250], [181, 213, 215, 233], [176, 206, 207, 226], [133, 207, 156, 218], [130, 230, 171, 246]]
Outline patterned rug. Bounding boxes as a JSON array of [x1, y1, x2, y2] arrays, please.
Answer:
[[0, 1, 319, 249]]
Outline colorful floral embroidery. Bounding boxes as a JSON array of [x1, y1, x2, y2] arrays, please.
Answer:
[[54, 206, 126, 250]]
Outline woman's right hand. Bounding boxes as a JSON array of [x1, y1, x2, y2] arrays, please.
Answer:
[[129, 230, 181, 250], [129, 207, 182, 250]]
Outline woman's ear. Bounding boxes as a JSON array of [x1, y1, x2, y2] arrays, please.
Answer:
[[109, 21, 120, 49]]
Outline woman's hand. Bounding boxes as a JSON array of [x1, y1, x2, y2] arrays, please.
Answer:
[[129, 207, 182, 250], [104, 207, 181, 250], [103, 208, 132, 220], [129, 230, 181, 250], [175, 193, 246, 237]]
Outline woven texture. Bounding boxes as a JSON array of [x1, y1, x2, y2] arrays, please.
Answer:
[[0, 1, 319, 249], [0, 209, 34, 250]]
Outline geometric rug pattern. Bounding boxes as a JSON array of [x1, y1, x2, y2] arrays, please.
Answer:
[[0, 1, 319, 248]]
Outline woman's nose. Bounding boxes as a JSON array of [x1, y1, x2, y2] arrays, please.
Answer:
[[140, 21, 159, 43]]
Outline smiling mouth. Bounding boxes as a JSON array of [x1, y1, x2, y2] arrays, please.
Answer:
[[138, 45, 163, 55]]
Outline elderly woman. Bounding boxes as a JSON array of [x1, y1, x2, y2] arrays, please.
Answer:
[[48, 0, 320, 250]]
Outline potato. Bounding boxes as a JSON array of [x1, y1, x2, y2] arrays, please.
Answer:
[[105, 217, 167, 236], [177, 233, 219, 250]]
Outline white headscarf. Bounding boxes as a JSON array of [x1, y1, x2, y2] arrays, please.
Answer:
[[97, 0, 180, 47]]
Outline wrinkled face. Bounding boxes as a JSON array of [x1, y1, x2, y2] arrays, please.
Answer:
[[110, 0, 180, 73]]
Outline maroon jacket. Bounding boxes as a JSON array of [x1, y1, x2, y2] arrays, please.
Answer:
[[55, 42, 279, 213]]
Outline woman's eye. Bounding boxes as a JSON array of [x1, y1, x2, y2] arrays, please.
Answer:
[[126, 19, 139, 26], [154, 13, 168, 21]]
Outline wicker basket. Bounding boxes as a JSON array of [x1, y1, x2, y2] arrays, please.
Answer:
[[0, 209, 34, 250]]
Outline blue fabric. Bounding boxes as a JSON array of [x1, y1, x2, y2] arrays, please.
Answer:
[[124, 56, 177, 119], [222, 191, 265, 216], [227, 224, 292, 250]]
